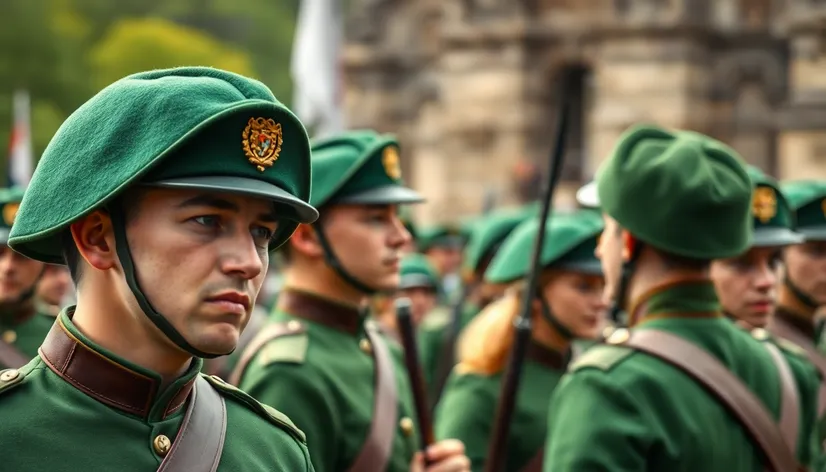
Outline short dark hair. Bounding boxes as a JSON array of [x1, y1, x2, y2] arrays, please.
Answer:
[[61, 228, 82, 285]]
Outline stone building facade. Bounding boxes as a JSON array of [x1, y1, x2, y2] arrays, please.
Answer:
[[343, 0, 826, 224]]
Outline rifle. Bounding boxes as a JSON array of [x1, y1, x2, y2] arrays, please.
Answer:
[[396, 297, 436, 466], [482, 71, 573, 472]]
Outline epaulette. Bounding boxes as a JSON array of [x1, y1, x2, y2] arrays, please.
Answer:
[[568, 344, 635, 373], [256, 322, 309, 367], [203, 374, 306, 443], [749, 328, 809, 358], [419, 307, 451, 331], [0, 367, 27, 396]]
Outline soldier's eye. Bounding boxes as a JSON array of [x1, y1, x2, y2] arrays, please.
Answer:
[[192, 216, 221, 228]]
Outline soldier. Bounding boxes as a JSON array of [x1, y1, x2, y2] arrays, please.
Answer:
[[373, 253, 441, 342], [233, 130, 470, 471], [435, 210, 606, 471], [418, 224, 466, 303], [543, 125, 821, 470], [0, 67, 320, 470], [710, 167, 803, 329], [36, 265, 74, 316], [0, 187, 55, 368]]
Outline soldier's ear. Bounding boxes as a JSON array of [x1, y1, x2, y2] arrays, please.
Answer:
[[289, 223, 324, 258], [621, 230, 638, 262], [70, 211, 117, 272]]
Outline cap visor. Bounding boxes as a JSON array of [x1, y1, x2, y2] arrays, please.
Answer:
[[799, 227, 826, 242], [553, 259, 603, 275], [399, 274, 437, 291], [0, 228, 10, 245], [147, 176, 319, 224], [576, 181, 600, 208], [751, 228, 805, 248], [334, 185, 425, 205]]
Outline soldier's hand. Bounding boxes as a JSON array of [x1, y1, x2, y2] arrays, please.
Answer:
[[410, 439, 470, 472]]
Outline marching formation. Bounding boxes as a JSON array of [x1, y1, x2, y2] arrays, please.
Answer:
[[0, 66, 824, 472]]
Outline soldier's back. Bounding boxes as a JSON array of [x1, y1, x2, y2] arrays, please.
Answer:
[[545, 316, 819, 471]]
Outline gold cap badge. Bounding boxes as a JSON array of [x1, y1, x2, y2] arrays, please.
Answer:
[[752, 187, 776, 223], [2, 203, 19, 226], [382, 146, 402, 180], [242, 117, 283, 172]]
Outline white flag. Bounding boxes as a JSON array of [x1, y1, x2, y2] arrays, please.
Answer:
[[291, 0, 345, 138], [8, 90, 33, 188]]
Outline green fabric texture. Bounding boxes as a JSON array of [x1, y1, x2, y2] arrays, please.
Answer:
[[0, 186, 25, 244], [435, 357, 564, 471], [744, 167, 802, 248], [781, 180, 826, 241], [399, 253, 440, 290], [417, 302, 481, 392], [9, 66, 318, 264], [0, 309, 313, 471], [462, 207, 534, 276], [485, 210, 604, 284], [596, 124, 753, 259], [238, 303, 419, 472], [418, 224, 466, 252], [0, 310, 54, 368], [309, 130, 423, 207], [543, 284, 821, 470]]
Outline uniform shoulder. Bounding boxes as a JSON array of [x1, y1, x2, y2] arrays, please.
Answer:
[[253, 320, 310, 368], [568, 343, 636, 373], [0, 368, 27, 397], [420, 306, 451, 331], [202, 374, 307, 444]]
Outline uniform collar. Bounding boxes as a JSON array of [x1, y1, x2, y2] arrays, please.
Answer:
[[276, 288, 365, 335], [630, 279, 721, 327], [525, 341, 569, 370], [38, 308, 201, 421]]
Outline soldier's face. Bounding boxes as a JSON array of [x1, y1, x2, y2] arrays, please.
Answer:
[[322, 204, 411, 292], [784, 241, 826, 305], [36, 265, 73, 306], [396, 287, 437, 325], [710, 247, 780, 328], [596, 215, 625, 307], [125, 189, 278, 355], [0, 245, 44, 303], [540, 271, 606, 339]]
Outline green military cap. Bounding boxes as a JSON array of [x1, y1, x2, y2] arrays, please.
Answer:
[[744, 166, 802, 248], [10, 67, 318, 263], [781, 180, 826, 241], [462, 207, 534, 277], [418, 224, 466, 252], [597, 124, 752, 260], [0, 187, 25, 245], [485, 210, 604, 284], [575, 180, 600, 209], [398, 253, 440, 291], [310, 130, 423, 207]]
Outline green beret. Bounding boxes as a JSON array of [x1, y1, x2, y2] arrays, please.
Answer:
[[484, 210, 604, 284], [310, 130, 424, 207], [597, 124, 752, 260], [744, 167, 802, 248], [9, 67, 318, 263], [418, 224, 466, 252], [462, 207, 534, 276], [781, 180, 826, 241], [0, 187, 25, 245], [398, 253, 439, 291]]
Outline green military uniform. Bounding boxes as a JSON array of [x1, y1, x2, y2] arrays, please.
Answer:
[[418, 207, 533, 395], [235, 131, 426, 472], [435, 210, 603, 471], [0, 187, 54, 368], [544, 125, 821, 470], [0, 67, 319, 471], [376, 253, 440, 341]]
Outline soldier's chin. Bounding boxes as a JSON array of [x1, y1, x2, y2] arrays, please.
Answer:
[[191, 329, 240, 357]]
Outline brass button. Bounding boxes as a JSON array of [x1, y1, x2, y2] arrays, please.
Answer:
[[606, 328, 630, 345], [2, 330, 16, 344], [0, 369, 19, 382], [399, 417, 415, 437], [153, 434, 171, 456], [601, 325, 615, 341], [359, 339, 372, 355], [287, 320, 302, 332], [751, 328, 769, 341]]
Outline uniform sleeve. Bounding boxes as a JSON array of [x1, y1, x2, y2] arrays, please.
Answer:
[[543, 371, 652, 471], [434, 372, 498, 472], [241, 362, 340, 472]]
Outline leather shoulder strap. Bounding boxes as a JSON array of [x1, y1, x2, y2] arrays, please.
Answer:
[[348, 324, 399, 472], [762, 341, 800, 454], [0, 339, 30, 369], [770, 317, 826, 418], [619, 329, 798, 472], [228, 321, 307, 386], [157, 376, 227, 472]]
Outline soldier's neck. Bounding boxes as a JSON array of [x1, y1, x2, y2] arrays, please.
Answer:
[[72, 284, 192, 378], [532, 315, 570, 353], [282, 264, 366, 308], [777, 283, 817, 319], [627, 257, 711, 324]]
